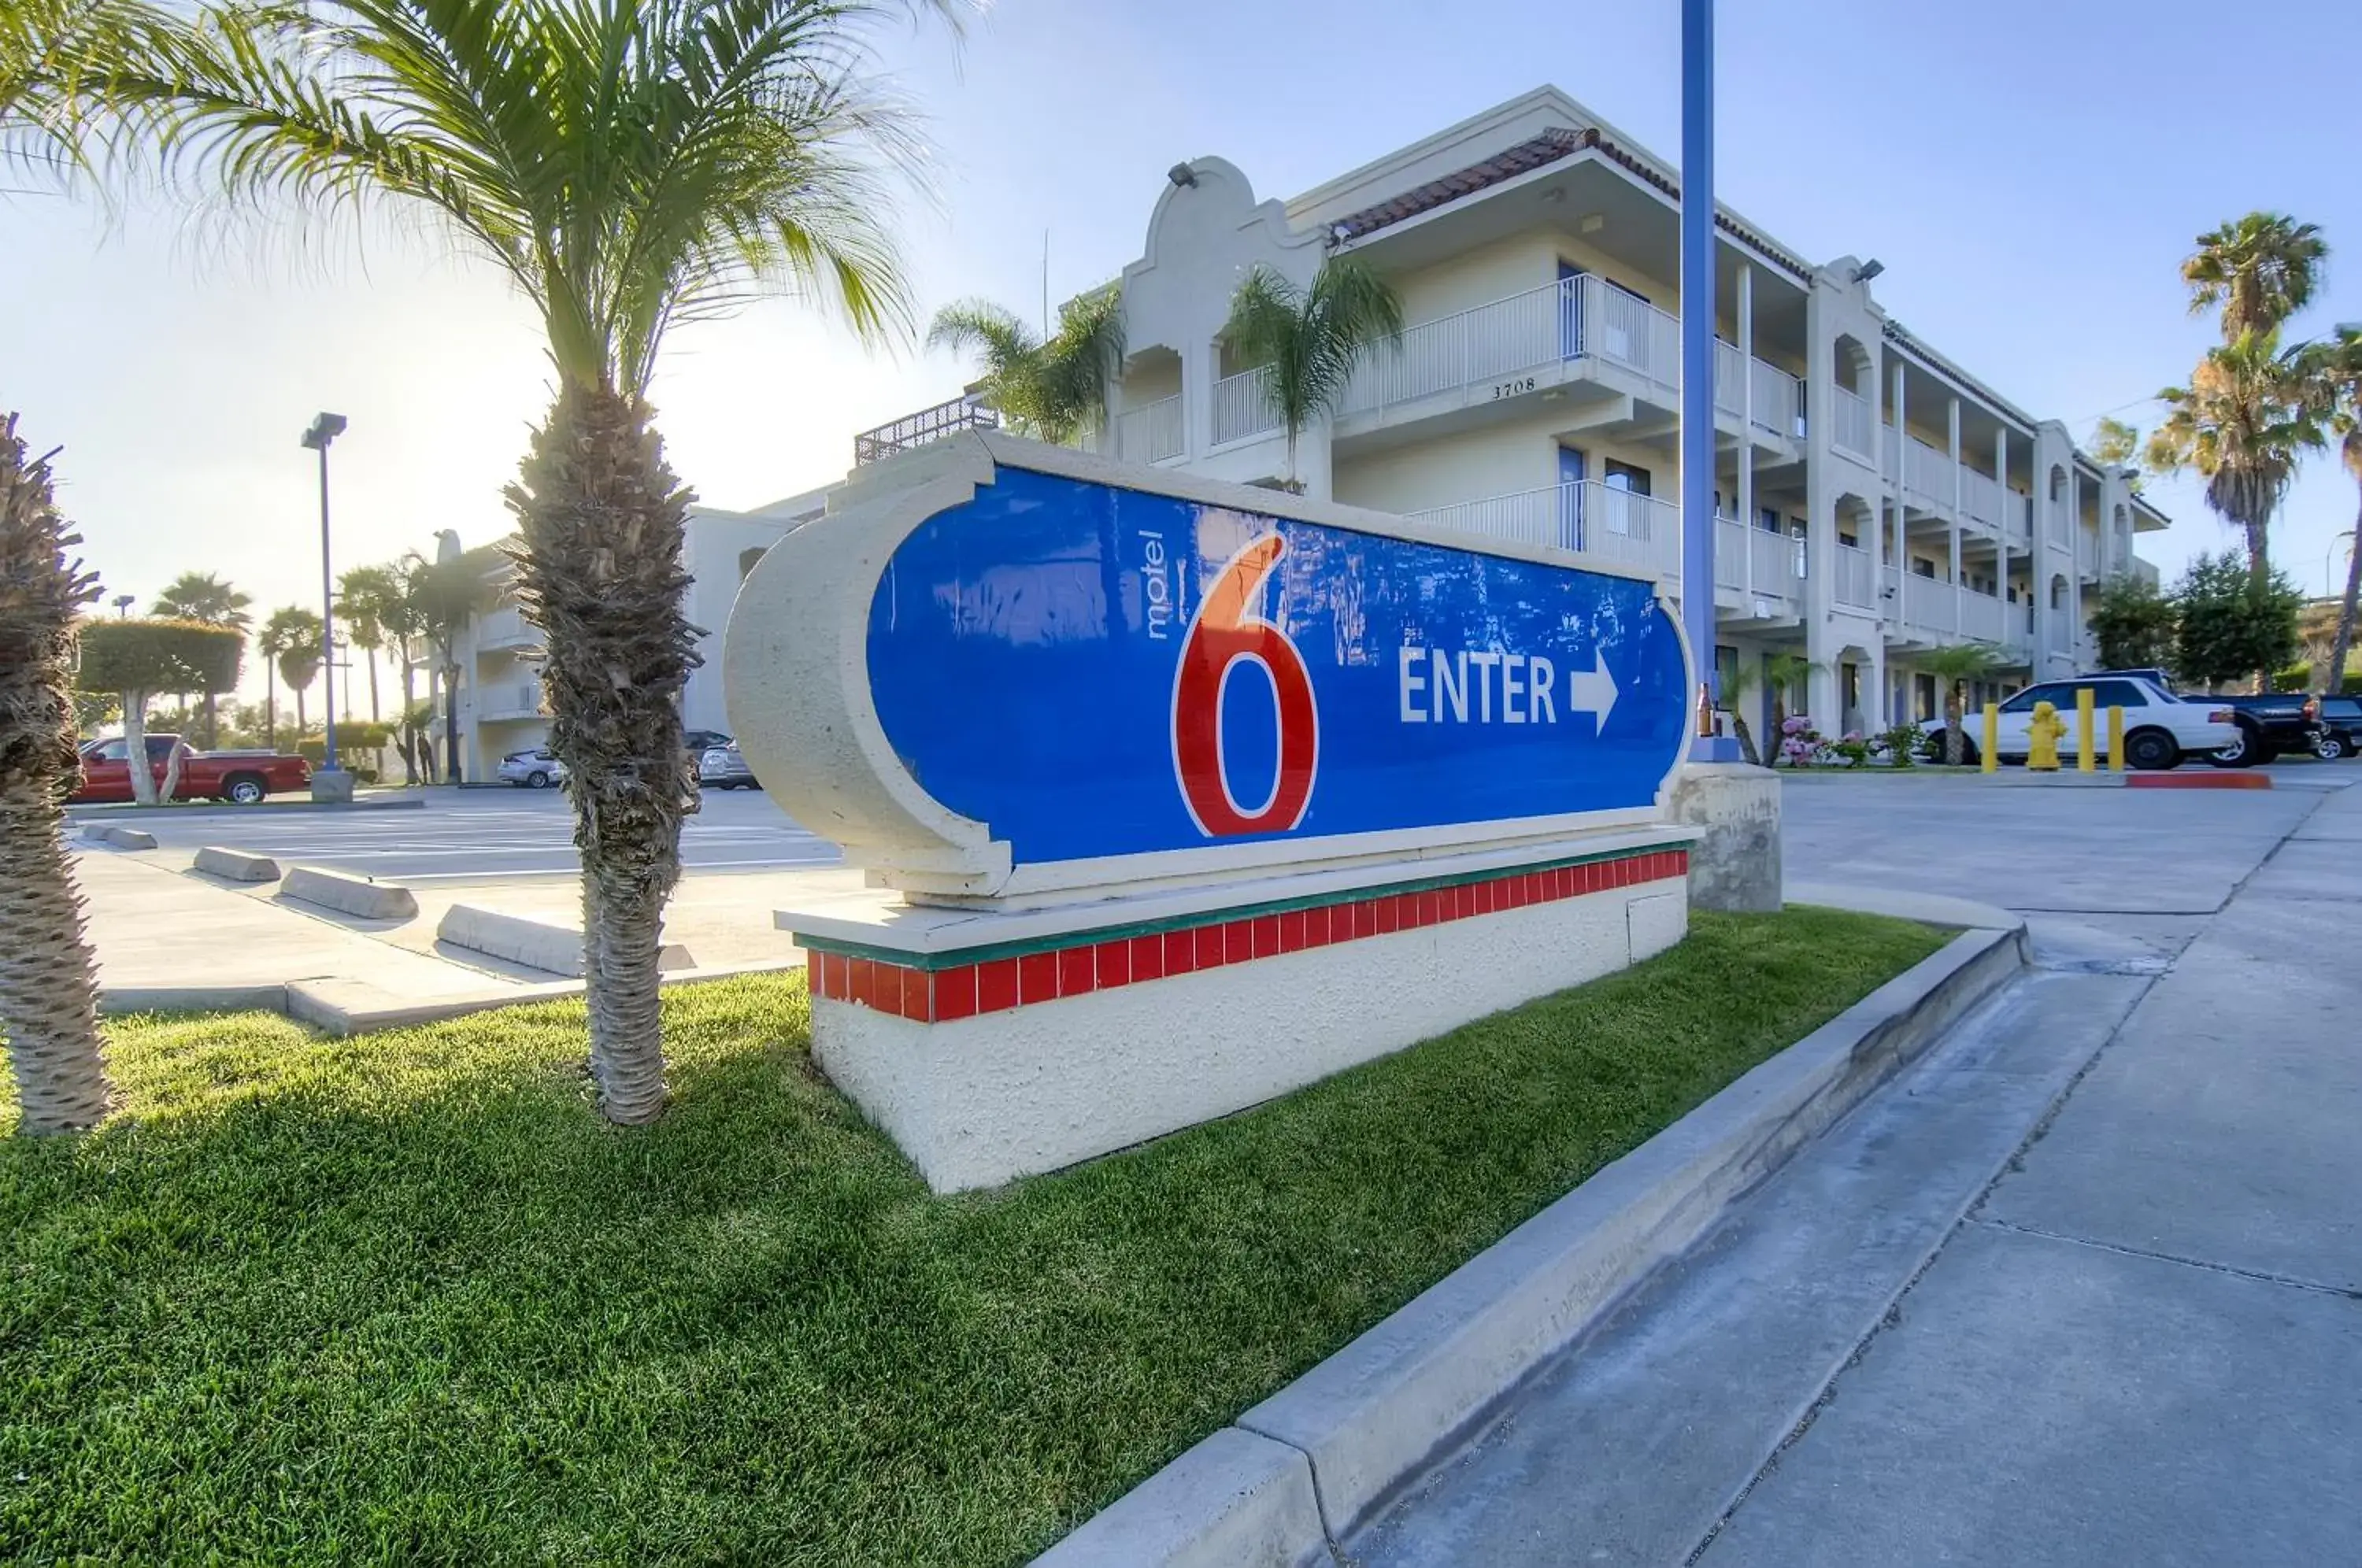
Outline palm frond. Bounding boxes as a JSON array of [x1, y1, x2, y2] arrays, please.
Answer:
[[147, 0, 964, 392], [1220, 258, 1402, 479], [2181, 212, 2327, 340]]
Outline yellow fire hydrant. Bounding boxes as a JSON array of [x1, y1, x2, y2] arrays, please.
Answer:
[[2027, 700, 2066, 772]]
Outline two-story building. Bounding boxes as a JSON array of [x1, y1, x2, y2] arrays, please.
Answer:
[[424, 486, 829, 782], [864, 86, 2170, 738]]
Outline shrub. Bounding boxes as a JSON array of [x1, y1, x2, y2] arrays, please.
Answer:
[[1776, 715, 1826, 768], [1878, 721, 1923, 767]]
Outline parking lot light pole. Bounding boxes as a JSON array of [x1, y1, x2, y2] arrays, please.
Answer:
[[301, 412, 350, 782]]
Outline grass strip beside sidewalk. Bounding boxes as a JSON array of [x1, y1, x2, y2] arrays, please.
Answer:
[[0, 906, 1946, 1565]]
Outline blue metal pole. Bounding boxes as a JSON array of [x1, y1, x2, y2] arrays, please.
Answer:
[[1682, 0, 1740, 762]]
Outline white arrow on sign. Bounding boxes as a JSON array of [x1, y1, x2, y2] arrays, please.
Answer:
[[1568, 653, 1619, 735]]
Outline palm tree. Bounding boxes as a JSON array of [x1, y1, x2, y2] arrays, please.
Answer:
[[1763, 651, 1820, 759], [2145, 331, 2327, 586], [2, 0, 191, 1133], [927, 287, 1124, 444], [1717, 660, 1764, 766], [335, 564, 402, 723], [398, 551, 487, 786], [1220, 258, 1403, 490], [149, 568, 250, 746], [257, 606, 320, 738], [2182, 213, 2327, 341], [0, 415, 113, 1133], [2319, 328, 2362, 697], [161, 0, 961, 1125], [1916, 644, 2002, 765]]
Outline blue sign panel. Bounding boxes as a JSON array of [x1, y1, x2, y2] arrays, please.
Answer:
[[865, 468, 1688, 868]]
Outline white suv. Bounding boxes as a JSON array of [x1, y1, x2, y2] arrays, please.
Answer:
[[1923, 675, 2236, 771]]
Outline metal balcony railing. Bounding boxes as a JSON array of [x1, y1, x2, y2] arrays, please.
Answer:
[[1113, 394, 1185, 464], [853, 394, 1000, 466]]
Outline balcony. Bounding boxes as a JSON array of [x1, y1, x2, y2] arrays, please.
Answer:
[[1408, 479, 1679, 578], [478, 678, 545, 722], [1211, 365, 1279, 446], [1830, 386, 1876, 464], [1833, 542, 1876, 608], [1206, 276, 1805, 449], [476, 605, 539, 653], [853, 394, 999, 466], [1113, 394, 1184, 464]]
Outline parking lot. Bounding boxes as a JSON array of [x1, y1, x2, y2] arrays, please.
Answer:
[[86, 785, 842, 882]]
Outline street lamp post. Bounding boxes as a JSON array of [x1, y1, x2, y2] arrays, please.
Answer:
[[1681, 0, 1740, 763], [301, 412, 350, 799]]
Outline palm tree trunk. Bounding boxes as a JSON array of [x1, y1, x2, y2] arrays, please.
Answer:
[[440, 659, 461, 783], [123, 691, 156, 806], [2328, 506, 2361, 698], [365, 646, 380, 723], [508, 383, 698, 1126], [294, 683, 306, 736], [1945, 686, 1965, 766], [398, 660, 416, 785], [264, 660, 276, 750], [0, 413, 113, 1132]]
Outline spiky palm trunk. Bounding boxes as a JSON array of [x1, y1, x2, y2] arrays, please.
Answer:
[[2329, 505, 2361, 697], [1944, 686, 1966, 765], [0, 414, 113, 1133], [507, 384, 699, 1126]]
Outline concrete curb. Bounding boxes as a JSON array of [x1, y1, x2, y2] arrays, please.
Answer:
[[287, 960, 802, 1036], [437, 904, 694, 978], [1034, 1429, 1327, 1568], [80, 823, 157, 849], [67, 795, 427, 821], [193, 845, 282, 882], [280, 867, 420, 920], [1036, 915, 2028, 1566], [101, 984, 291, 1015]]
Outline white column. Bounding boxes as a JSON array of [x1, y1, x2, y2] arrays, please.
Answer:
[[1947, 398, 1963, 633], [2067, 465, 2084, 666], [1996, 427, 2014, 661], [1738, 263, 1755, 594]]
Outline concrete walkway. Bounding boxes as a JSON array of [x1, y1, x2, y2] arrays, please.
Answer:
[[72, 843, 855, 1008], [1352, 774, 2362, 1566]]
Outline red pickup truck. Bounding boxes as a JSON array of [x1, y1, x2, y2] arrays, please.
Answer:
[[73, 735, 313, 805]]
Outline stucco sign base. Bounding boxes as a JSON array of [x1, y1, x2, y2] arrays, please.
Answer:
[[788, 831, 1694, 1192]]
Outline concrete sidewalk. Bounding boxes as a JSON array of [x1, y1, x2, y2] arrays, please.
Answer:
[[1353, 777, 2362, 1566], [72, 844, 854, 1015], [72, 849, 526, 1008]]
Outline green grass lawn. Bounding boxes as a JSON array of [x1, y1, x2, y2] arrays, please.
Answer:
[[0, 908, 1946, 1566]]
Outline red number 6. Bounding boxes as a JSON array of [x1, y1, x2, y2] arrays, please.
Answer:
[[1171, 534, 1320, 837]]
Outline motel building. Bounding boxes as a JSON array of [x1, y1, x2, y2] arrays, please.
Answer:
[[420, 490, 827, 782], [862, 86, 2170, 739]]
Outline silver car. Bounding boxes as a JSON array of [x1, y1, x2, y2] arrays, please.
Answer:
[[498, 749, 567, 789], [698, 745, 759, 790]]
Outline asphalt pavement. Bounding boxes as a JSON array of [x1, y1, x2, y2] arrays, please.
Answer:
[[97, 785, 842, 881], [1352, 763, 2362, 1566]]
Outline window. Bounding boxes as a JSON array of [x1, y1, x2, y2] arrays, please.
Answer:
[[1838, 531, 1859, 549], [1914, 673, 1938, 721], [1603, 459, 1650, 496], [1716, 645, 1739, 697], [1758, 505, 1783, 534], [1912, 558, 1936, 578], [2071, 680, 2148, 709], [1600, 460, 1650, 538], [2000, 684, 2058, 715], [90, 739, 125, 761]]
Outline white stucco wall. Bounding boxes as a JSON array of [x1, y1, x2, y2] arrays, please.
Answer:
[[814, 865, 1690, 1192]]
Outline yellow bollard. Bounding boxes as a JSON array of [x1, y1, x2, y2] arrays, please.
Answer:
[[2108, 705, 2126, 772], [2028, 701, 2065, 771], [2076, 687, 2097, 773], [1981, 701, 2000, 773]]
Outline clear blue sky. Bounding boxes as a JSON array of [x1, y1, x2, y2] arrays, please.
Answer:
[[7, 0, 2360, 703]]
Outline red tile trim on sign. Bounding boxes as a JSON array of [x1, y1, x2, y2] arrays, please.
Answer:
[[805, 848, 1690, 1025]]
